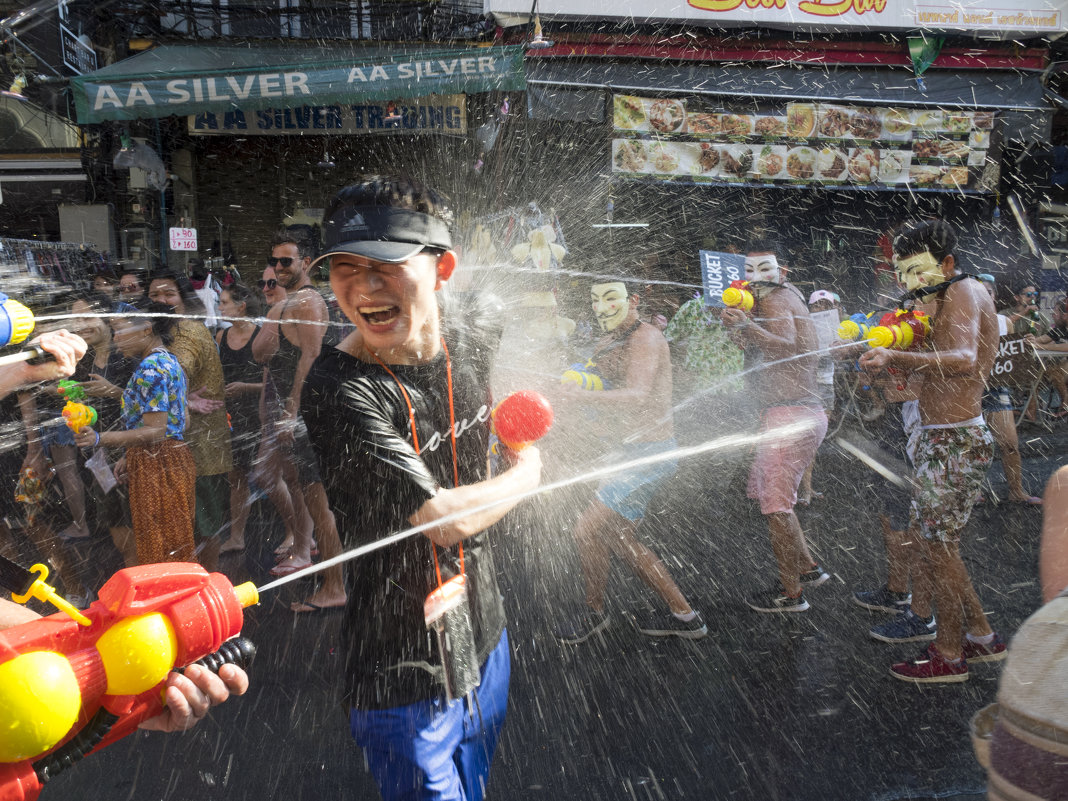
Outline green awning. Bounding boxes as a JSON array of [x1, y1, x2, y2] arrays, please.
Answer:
[[70, 44, 526, 124]]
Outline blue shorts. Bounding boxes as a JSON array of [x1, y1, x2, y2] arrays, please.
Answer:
[[349, 631, 510, 801], [596, 439, 678, 522], [44, 419, 75, 449], [982, 387, 1014, 414]]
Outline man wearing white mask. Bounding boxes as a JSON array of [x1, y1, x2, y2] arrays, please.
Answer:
[[556, 279, 706, 644], [859, 219, 1003, 684], [722, 242, 829, 614]]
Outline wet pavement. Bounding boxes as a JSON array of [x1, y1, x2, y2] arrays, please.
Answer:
[[29, 415, 1065, 801]]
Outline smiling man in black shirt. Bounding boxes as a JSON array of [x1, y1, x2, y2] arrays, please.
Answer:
[[302, 177, 542, 801]]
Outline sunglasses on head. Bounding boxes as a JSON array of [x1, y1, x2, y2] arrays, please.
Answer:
[[266, 257, 295, 268], [258, 279, 278, 289]]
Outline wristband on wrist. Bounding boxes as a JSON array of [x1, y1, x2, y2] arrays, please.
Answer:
[[94, 431, 100, 447]]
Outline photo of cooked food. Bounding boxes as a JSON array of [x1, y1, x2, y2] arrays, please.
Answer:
[[818, 105, 852, 138], [613, 95, 648, 130], [688, 112, 721, 135], [613, 139, 648, 172], [939, 140, 970, 160], [816, 147, 847, 180], [648, 98, 686, 133], [915, 110, 944, 133], [973, 111, 995, 130], [648, 142, 682, 174], [849, 111, 881, 140], [755, 116, 787, 137], [756, 145, 786, 179], [969, 129, 990, 148], [848, 148, 880, 183], [697, 143, 721, 174], [881, 108, 913, 137], [912, 138, 942, 160], [787, 104, 816, 138], [944, 113, 972, 134], [720, 114, 753, 136], [909, 165, 944, 186], [940, 166, 970, 188], [878, 150, 912, 183], [785, 147, 818, 179], [967, 149, 988, 167], [721, 145, 755, 177]]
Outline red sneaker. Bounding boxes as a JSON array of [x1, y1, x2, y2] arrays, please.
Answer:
[[890, 643, 969, 684], [961, 633, 1007, 664]]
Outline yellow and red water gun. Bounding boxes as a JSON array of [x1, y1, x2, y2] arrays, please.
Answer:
[[60, 401, 96, 435], [721, 280, 754, 312], [0, 562, 257, 801], [866, 309, 931, 351]]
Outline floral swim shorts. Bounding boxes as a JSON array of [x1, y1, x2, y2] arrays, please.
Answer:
[[910, 424, 994, 543]]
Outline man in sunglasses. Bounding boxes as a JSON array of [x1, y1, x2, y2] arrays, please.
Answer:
[[251, 228, 346, 610]]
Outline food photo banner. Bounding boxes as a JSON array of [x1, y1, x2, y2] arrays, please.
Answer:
[[611, 94, 998, 193]]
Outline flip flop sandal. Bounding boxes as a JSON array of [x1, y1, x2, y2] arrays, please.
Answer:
[[269, 557, 313, 577]]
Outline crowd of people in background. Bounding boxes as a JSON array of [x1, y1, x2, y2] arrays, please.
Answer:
[[0, 182, 1066, 800]]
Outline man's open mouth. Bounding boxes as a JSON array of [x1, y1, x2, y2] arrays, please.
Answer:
[[359, 305, 400, 325]]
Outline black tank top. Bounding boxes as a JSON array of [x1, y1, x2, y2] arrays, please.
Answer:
[[220, 326, 262, 427]]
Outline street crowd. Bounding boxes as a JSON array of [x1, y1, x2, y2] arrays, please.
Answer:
[[0, 178, 1066, 801]]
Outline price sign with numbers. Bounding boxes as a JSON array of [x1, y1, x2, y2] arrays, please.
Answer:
[[990, 335, 1041, 389], [700, 250, 746, 308], [168, 228, 198, 251]]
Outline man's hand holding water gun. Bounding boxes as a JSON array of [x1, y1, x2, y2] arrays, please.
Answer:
[[0, 598, 247, 731]]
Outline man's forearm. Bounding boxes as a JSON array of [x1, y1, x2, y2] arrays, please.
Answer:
[[888, 347, 976, 375]]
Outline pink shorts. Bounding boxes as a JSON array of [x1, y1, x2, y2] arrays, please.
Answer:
[[747, 405, 828, 515]]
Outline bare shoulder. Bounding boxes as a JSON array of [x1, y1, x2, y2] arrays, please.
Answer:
[[630, 321, 669, 359], [284, 288, 328, 321]]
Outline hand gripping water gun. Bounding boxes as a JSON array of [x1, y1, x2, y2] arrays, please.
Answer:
[[721, 280, 754, 312], [866, 309, 931, 351], [837, 312, 879, 342], [0, 562, 258, 801], [491, 391, 554, 451], [561, 359, 610, 391], [60, 401, 97, 435]]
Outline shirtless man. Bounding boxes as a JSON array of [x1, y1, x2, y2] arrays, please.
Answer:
[[721, 244, 829, 613], [556, 280, 706, 643], [252, 228, 346, 611], [859, 219, 1004, 684]]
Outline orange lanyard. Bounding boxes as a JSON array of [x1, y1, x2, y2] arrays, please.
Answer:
[[371, 337, 463, 586]]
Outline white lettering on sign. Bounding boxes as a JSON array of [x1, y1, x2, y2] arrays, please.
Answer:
[[169, 227, 198, 252]]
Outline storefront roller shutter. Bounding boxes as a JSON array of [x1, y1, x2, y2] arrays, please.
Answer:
[[527, 59, 1048, 113]]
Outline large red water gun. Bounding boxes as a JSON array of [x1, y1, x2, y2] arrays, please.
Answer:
[[0, 562, 258, 801], [491, 391, 554, 451]]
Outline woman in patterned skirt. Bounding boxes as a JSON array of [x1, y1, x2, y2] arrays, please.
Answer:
[[75, 302, 195, 565]]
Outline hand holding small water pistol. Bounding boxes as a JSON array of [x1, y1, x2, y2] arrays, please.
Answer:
[[61, 401, 97, 435]]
